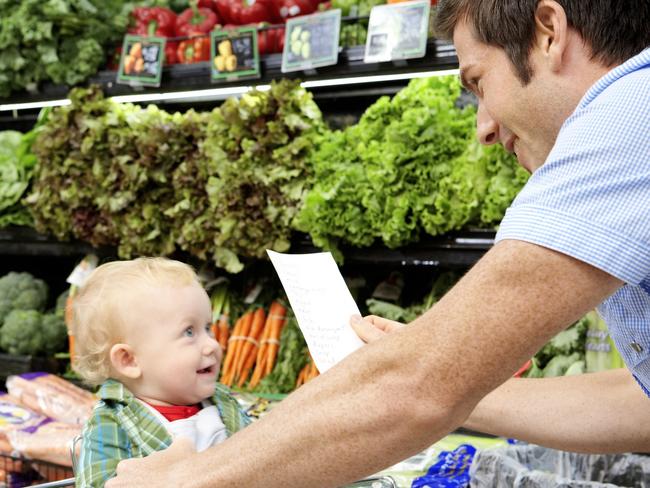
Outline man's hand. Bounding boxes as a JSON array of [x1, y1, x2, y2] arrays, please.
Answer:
[[350, 315, 403, 343], [105, 437, 196, 488]]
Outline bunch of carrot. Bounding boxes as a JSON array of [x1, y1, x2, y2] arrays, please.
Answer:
[[220, 300, 288, 389], [295, 354, 319, 388]]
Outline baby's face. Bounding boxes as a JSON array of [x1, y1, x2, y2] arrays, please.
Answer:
[[127, 282, 221, 406]]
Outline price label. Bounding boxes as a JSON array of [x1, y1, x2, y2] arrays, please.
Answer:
[[211, 27, 261, 82], [117, 35, 165, 87], [364, 0, 430, 63], [281, 9, 341, 73]]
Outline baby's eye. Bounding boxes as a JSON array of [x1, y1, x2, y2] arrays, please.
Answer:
[[205, 323, 213, 335], [184, 326, 195, 337]]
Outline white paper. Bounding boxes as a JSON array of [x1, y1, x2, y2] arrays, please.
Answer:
[[267, 250, 364, 373]]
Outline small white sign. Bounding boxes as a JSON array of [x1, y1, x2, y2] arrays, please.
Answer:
[[267, 250, 363, 372]]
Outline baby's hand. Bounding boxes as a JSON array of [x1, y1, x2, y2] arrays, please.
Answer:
[[350, 315, 404, 343]]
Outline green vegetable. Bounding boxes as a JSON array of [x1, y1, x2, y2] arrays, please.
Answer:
[[0, 0, 173, 97], [0, 271, 48, 324], [0, 309, 66, 356], [198, 80, 325, 272], [541, 352, 582, 378], [40, 312, 68, 355], [0, 310, 45, 355], [256, 316, 308, 394]]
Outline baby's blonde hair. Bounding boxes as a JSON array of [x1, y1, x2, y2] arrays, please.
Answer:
[[72, 257, 199, 386]]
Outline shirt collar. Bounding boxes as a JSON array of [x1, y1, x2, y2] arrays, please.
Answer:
[[98, 378, 135, 404]]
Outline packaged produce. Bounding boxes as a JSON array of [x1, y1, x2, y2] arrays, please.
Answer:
[[6, 373, 96, 425], [8, 420, 80, 467]]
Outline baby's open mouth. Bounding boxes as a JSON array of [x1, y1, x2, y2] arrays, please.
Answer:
[[197, 366, 213, 374]]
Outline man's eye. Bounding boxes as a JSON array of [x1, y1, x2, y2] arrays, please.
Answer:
[[184, 327, 194, 337]]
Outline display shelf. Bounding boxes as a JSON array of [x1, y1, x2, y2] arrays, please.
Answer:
[[0, 39, 457, 108], [292, 229, 494, 267], [0, 227, 491, 267], [0, 227, 108, 258]]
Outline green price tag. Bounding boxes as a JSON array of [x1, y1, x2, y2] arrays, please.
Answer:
[[211, 28, 261, 82], [117, 35, 166, 87], [281, 9, 342, 73], [364, 1, 430, 63]]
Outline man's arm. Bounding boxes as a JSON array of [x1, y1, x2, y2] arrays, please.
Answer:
[[464, 368, 650, 453], [107, 240, 622, 488]]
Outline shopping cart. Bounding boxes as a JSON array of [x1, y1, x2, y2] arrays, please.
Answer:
[[4, 433, 396, 488], [0, 436, 79, 488]]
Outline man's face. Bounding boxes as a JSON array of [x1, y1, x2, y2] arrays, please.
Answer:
[[453, 19, 563, 173]]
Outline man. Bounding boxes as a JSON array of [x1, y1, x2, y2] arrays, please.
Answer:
[[107, 1, 650, 486]]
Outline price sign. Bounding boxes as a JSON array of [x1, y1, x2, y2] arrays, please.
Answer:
[[211, 27, 261, 82], [281, 9, 341, 73], [364, 1, 430, 63], [117, 35, 165, 87]]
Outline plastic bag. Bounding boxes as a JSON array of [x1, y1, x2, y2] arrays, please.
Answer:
[[8, 420, 80, 467], [6, 373, 96, 425], [0, 391, 49, 454], [470, 444, 650, 488], [411, 444, 477, 488]]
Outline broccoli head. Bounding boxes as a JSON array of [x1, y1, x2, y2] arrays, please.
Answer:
[[0, 309, 46, 356], [0, 272, 48, 323], [41, 312, 68, 355]]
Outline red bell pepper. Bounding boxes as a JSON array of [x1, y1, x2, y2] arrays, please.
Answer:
[[197, 0, 216, 9], [271, 0, 317, 21], [129, 7, 177, 37], [214, 0, 277, 25], [176, 3, 219, 37], [165, 41, 179, 65], [177, 33, 212, 63]]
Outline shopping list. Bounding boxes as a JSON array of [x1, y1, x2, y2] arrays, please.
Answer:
[[267, 250, 364, 373]]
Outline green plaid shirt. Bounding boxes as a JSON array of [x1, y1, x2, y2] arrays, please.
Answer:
[[76, 379, 251, 487]]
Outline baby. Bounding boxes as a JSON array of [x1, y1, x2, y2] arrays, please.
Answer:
[[72, 257, 250, 487]]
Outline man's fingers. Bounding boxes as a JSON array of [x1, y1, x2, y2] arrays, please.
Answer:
[[350, 315, 387, 343], [363, 315, 403, 333]]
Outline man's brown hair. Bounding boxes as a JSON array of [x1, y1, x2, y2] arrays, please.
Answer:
[[435, 0, 650, 84]]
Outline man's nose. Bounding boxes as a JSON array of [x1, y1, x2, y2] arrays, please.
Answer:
[[476, 102, 499, 145]]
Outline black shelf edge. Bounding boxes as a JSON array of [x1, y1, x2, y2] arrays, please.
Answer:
[[0, 39, 457, 107], [0, 227, 493, 266]]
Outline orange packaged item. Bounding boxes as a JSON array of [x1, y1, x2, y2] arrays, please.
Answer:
[[6, 373, 96, 425], [0, 391, 49, 454], [8, 420, 80, 467]]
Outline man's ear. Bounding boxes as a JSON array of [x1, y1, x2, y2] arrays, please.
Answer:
[[109, 343, 142, 380], [533, 0, 569, 73]]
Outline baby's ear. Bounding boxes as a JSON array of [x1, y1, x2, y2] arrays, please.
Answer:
[[109, 344, 141, 380]]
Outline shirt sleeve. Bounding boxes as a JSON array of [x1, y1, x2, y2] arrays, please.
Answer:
[[496, 70, 650, 284], [76, 406, 133, 488]]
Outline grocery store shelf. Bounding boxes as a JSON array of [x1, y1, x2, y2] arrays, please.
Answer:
[[0, 226, 493, 266], [0, 39, 458, 110], [0, 227, 106, 257], [293, 230, 494, 267]]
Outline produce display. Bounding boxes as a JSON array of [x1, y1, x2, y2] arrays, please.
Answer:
[[0, 119, 45, 228], [295, 76, 529, 260], [17, 76, 528, 272], [0, 0, 148, 97], [0, 272, 67, 357]]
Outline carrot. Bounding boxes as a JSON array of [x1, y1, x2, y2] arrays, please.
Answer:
[[224, 310, 254, 386], [248, 311, 274, 389], [264, 303, 288, 376], [220, 316, 243, 384], [295, 364, 308, 388], [235, 307, 266, 378]]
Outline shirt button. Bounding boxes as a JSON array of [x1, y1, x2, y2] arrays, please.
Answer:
[[631, 341, 644, 353]]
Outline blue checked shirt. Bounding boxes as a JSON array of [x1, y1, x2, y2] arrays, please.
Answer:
[[496, 48, 650, 394]]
